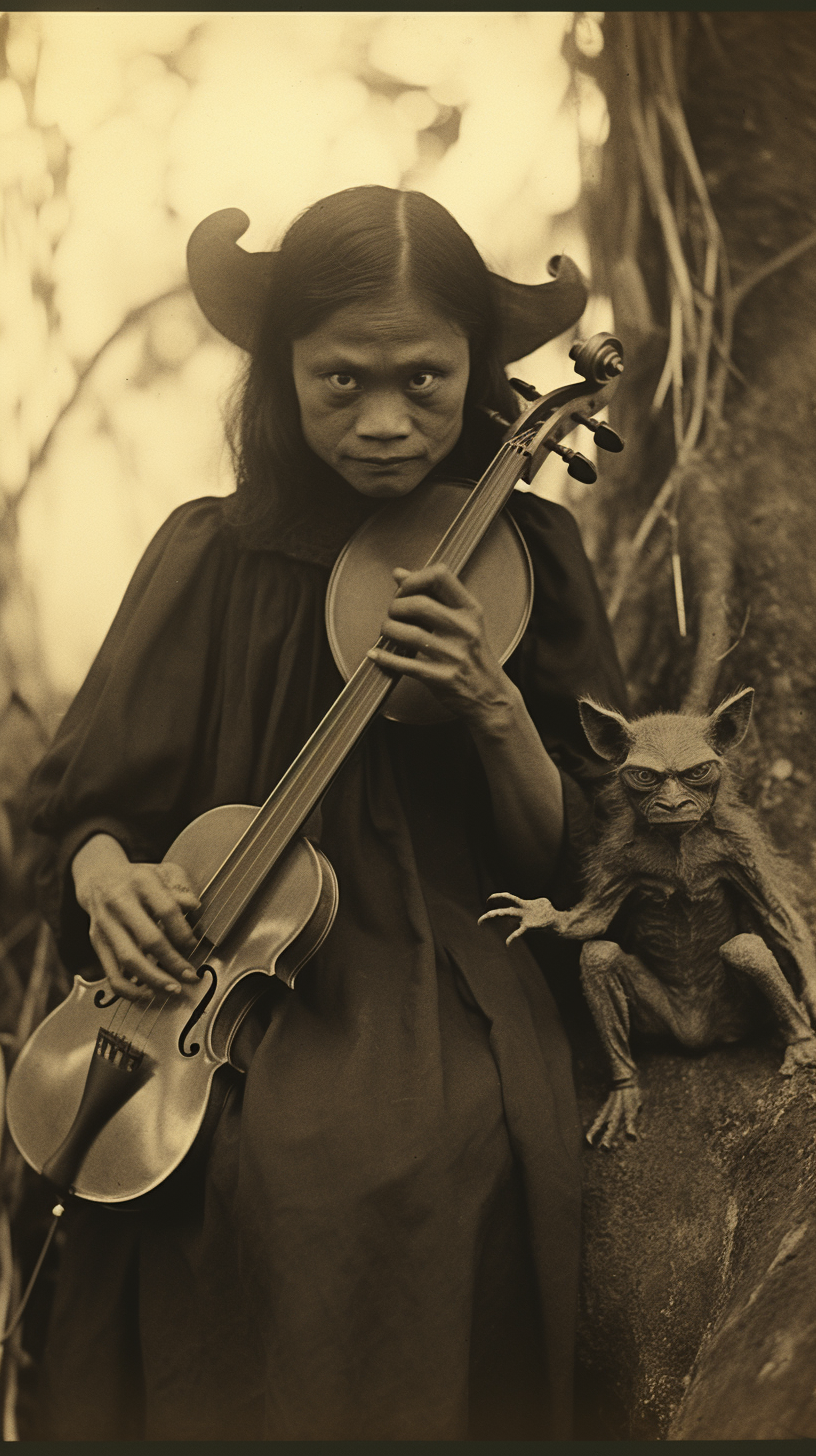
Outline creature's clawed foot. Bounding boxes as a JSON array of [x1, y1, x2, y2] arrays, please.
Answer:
[[586, 1081, 643, 1149], [780, 1034, 816, 1077], [478, 893, 557, 945]]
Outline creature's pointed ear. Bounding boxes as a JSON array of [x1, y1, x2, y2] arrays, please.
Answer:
[[579, 698, 634, 763], [706, 687, 754, 755]]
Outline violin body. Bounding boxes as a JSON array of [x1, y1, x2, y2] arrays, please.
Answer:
[[6, 806, 337, 1202], [327, 478, 533, 725]]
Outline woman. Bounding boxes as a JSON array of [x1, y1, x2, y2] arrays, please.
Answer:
[[28, 186, 626, 1440]]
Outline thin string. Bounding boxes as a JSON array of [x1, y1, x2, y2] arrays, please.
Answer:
[[189, 442, 530, 945], [100, 434, 536, 1051], [194, 659, 393, 943]]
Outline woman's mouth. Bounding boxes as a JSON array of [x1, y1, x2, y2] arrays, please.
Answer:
[[351, 455, 420, 468]]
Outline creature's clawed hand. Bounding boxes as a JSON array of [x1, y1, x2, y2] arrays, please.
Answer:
[[780, 1033, 816, 1077], [479, 893, 558, 945], [586, 1081, 643, 1149]]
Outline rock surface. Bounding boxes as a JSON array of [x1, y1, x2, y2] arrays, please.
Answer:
[[572, 1033, 816, 1439]]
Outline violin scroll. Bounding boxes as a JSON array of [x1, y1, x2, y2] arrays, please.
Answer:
[[504, 331, 626, 484], [569, 332, 624, 384]]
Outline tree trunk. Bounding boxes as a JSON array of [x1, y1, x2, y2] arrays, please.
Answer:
[[570, 12, 816, 1438]]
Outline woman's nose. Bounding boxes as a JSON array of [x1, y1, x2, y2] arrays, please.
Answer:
[[355, 390, 411, 439]]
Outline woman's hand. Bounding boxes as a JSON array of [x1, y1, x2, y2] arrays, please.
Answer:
[[367, 564, 518, 731], [72, 833, 201, 1002], [368, 565, 565, 890]]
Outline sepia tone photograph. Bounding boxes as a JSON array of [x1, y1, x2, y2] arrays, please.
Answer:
[[0, 9, 814, 1444]]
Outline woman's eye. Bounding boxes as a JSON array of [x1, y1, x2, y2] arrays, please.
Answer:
[[327, 373, 358, 391]]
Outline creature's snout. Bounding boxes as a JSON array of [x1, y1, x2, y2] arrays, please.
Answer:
[[647, 776, 700, 822]]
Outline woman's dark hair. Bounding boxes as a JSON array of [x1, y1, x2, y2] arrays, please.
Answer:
[[225, 186, 519, 559]]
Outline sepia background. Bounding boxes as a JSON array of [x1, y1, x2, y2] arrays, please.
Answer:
[[1, 10, 816, 1442], [3, 10, 608, 704]]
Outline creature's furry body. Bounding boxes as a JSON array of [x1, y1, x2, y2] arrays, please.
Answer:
[[483, 690, 816, 1146], [585, 777, 808, 1044]]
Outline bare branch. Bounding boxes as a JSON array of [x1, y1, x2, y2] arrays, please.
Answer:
[[13, 284, 192, 506], [731, 226, 816, 313]]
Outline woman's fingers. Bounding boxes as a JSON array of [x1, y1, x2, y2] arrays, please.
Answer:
[[393, 563, 476, 611], [373, 597, 481, 676], [155, 861, 200, 908], [373, 564, 512, 732], [92, 925, 160, 1002], [74, 845, 203, 1000], [387, 593, 465, 638], [375, 618, 462, 665], [367, 645, 452, 681], [144, 863, 201, 954], [118, 897, 198, 981], [387, 585, 482, 650], [377, 616, 436, 653], [95, 906, 191, 994], [90, 869, 201, 995]]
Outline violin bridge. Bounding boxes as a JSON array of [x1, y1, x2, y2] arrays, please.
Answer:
[[95, 1028, 144, 1074]]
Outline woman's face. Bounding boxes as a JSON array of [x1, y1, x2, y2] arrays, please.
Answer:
[[291, 289, 470, 498]]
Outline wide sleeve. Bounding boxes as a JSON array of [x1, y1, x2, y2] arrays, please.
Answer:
[[27, 498, 241, 965], [504, 491, 629, 895]]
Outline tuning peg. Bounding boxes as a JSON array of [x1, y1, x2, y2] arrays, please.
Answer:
[[508, 377, 541, 402], [551, 443, 597, 484], [572, 413, 624, 452]]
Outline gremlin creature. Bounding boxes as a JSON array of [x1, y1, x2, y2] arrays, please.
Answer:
[[481, 688, 816, 1147]]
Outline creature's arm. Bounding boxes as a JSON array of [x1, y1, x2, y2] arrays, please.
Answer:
[[723, 835, 816, 1021], [480, 876, 630, 944]]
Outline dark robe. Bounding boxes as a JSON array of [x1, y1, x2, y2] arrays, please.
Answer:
[[27, 486, 626, 1441]]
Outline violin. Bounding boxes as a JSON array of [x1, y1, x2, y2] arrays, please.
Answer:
[[6, 333, 624, 1205]]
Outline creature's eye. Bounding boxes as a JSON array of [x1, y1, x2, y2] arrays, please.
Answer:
[[624, 767, 661, 788], [680, 762, 717, 784]]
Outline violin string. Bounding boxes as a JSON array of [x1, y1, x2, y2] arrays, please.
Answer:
[[107, 988, 153, 1041], [429, 449, 525, 575], [194, 659, 397, 940], [186, 657, 391, 943], [130, 990, 169, 1052], [115, 440, 534, 1005], [107, 994, 133, 1035], [103, 418, 568, 1062], [183, 445, 531, 947]]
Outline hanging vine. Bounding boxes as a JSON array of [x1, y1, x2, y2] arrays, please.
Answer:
[[573, 11, 816, 713]]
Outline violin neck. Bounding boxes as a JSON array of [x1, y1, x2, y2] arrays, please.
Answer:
[[192, 652, 394, 945], [427, 440, 528, 574], [192, 438, 530, 947]]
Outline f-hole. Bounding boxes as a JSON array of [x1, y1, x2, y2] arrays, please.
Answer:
[[179, 966, 217, 1058], [94, 986, 120, 1009]]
